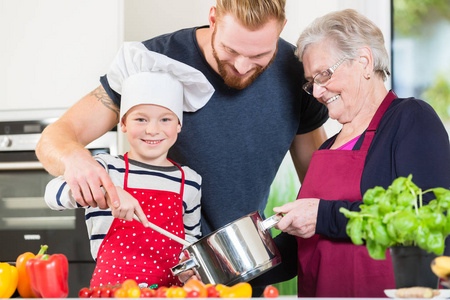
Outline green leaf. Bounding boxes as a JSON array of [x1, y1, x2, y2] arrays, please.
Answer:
[[363, 186, 386, 205], [370, 219, 391, 246], [392, 210, 419, 242], [348, 217, 364, 245], [366, 238, 388, 260], [397, 190, 416, 207], [433, 187, 450, 209], [427, 231, 445, 255], [415, 223, 430, 249]]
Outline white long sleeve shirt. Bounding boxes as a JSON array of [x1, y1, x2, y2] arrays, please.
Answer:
[[44, 153, 202, 260]]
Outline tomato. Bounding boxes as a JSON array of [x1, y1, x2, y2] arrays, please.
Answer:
[[90, 286, 103, 298], [165, 287, 175, 298], [206, 285, 220, 298], [183, 278, 208, 298], [100, 286, 113, 298], [167, 287, 187, 298], [140, 287, 156, 298], [111, 285, 122, 296], [114, 288, 128, 298], [220, 282, 252, 298], [263, 286, 279, 298], [127, 287, 142, 298], [78, 287, 92, 298], [155, 286, 168, 298], [186, 290, 200, 298], [122, 279, 139, 290]]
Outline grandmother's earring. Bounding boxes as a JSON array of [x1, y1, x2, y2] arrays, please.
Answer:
[[364, 73, 371, 80]]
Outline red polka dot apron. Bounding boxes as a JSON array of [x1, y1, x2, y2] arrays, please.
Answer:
[[90, 153, 185, 288], [296, 91, 397, 297]]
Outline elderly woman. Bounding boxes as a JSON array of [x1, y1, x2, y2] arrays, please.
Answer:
[[254, 8, 450, 297], [180, 8, 450, 297]]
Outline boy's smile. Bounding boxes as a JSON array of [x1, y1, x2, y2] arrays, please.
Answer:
[[121, 104, 181, 166]]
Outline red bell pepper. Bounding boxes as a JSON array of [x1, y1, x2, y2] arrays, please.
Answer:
[[25, 245, 69, 298]]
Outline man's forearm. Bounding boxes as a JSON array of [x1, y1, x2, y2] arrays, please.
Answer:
[[290, 126, 327, 183], [36, 122, 91, 176], [36, 86, 120, 176]]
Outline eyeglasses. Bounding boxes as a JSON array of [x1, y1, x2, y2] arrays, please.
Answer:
[[302, 58, 346, 95]]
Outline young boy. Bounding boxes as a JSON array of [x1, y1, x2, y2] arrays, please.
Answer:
[[44, 42, 214, 288]]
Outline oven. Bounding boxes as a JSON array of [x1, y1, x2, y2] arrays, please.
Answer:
[[0, 109, 118, 296]]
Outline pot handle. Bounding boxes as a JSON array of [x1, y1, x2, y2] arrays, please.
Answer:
[[259, 213, 283, 233], [171, 257, 200, 277]]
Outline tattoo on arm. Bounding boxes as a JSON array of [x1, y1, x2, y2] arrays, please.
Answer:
[[90, 86, 120, 122]]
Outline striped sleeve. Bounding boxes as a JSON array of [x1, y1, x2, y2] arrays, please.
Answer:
[[44, 176, 80, 210], [182, 167, 202, 243], [85, 207, 114, 260]]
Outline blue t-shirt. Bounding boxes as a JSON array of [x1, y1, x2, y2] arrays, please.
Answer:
[[101, 27, 328, 235]]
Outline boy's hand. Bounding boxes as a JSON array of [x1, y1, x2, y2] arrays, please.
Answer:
[[105, 186, 150, 227]]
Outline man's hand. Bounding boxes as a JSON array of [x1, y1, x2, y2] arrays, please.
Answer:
[[274, 198, 320, 238], [62, 148, 120, 209]]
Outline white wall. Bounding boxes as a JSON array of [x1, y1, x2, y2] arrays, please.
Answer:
[[123, 0, 210, 41], [123, 0, 390, 44], [0, 0, 123, 111]]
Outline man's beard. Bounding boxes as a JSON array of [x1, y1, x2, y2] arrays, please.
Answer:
[[211, 29, 277, 90]]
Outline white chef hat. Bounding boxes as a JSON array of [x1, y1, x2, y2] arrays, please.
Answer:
[[107, 42, 215, 125]]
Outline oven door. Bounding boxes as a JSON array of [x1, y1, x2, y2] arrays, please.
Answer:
[[0, 160, 93, 262], [0, 119, 117, 295]]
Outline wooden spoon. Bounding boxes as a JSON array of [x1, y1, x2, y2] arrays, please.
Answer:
[[133, 214, 191, 247]]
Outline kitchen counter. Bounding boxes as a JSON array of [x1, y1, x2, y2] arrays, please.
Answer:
[[19, 296, 402, 300], [22, 296, 398, 300]]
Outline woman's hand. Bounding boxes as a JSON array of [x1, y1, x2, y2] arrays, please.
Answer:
[[273, 198, 320, 238], [105, 186, 150, 227], [175, 255, 200, 284]]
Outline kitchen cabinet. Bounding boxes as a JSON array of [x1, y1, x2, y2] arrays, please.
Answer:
[[0, 0, 123, 111]]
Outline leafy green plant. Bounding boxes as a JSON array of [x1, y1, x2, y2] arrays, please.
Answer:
[[340, 175, 450, 260]]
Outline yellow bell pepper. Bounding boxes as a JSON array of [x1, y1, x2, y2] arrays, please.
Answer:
[[215, 283, 229, 297], [0, 262, 18, 298], [219, 282, 252, 298]]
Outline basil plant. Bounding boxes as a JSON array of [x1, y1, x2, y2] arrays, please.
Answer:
[[340, 175, 450, 260]]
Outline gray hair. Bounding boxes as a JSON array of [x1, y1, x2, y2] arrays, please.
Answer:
[[296, 9, 390, 81]]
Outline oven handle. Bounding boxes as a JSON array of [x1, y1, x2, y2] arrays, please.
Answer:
[[0, 162, 44, 170]]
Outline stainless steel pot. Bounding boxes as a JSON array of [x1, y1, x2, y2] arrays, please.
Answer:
[[171, 211, 282, 286]]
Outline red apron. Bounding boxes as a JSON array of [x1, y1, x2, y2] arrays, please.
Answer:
[[90, 153, 185, 288], [296, 91, 397, 297]]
